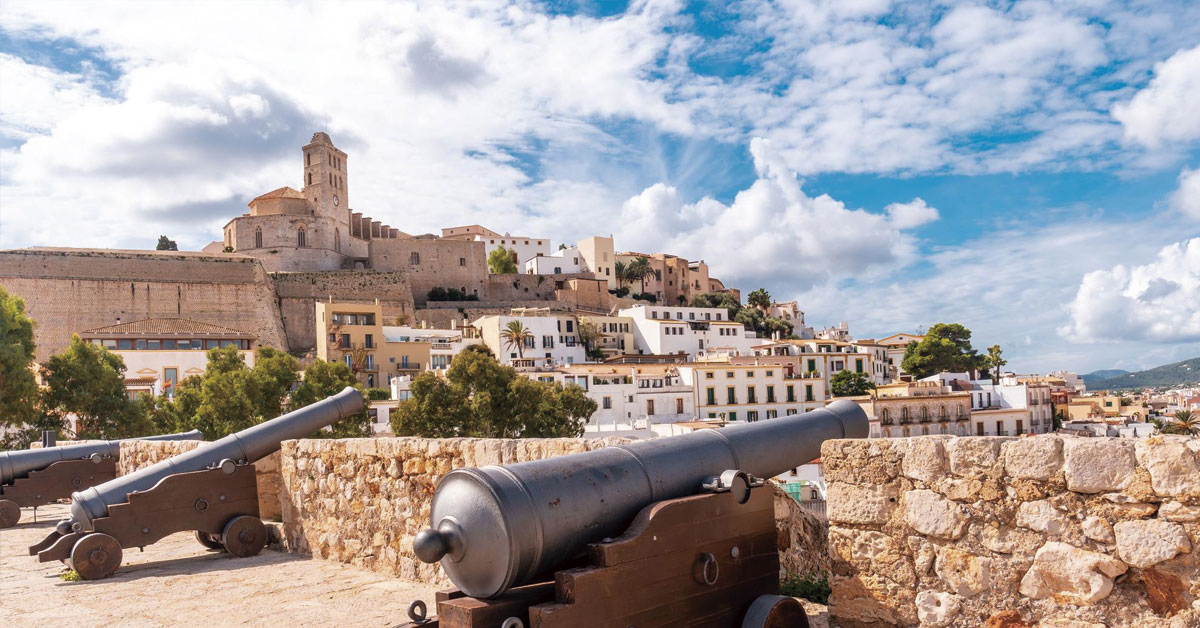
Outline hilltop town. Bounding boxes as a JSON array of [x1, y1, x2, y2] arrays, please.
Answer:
[[3, 132, 1196, 455]]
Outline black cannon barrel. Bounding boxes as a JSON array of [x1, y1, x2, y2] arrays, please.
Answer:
[[413, 399, 868, 598], [67, 387, 363, 531], [0, 430, 204, 485]]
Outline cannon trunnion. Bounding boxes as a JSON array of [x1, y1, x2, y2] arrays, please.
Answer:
[[29, 387, 363, 579], [0, 429, 204, 528]]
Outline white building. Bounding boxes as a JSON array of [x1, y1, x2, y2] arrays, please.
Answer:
[[1050, 370, 1087, 393], [923, 373, 1053, 435], [382, 325, 482, 372], [441, 225, 551, 269], [876, 333, 925, 381], [524, 245, 582, 275], [577, 235, 617, 289], [678, 363, 819, 422], [524, 364, 695, 432], [472, 311, 586, 367], [619, 305, 759, 360], [80, 318, 257, 399]]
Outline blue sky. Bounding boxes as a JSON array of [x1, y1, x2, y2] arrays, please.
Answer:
[[1, 0, 1198, 376]]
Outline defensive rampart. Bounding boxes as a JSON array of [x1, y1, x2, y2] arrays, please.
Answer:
[[270, 270, 416, 352], [0, 248, 288, 360], [821, 434, 1199, 627]]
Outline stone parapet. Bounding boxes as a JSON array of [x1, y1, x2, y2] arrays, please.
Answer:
[[821, 434, 1200, 627], [117, 440, 283, 521]]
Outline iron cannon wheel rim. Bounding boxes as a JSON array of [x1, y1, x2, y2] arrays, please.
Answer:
[[68, 532, 123, 580], [195, 530, 224, 551], [741, 594, 809, 628], [0, 499, 20, 528], [220, 515, 266, 558]]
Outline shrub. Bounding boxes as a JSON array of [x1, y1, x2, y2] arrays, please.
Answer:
[[780, 571, 830, 604], [631, 292, 657, 304]]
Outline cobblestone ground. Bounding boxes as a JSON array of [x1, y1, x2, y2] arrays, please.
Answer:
[[0, 504, 436, 628]]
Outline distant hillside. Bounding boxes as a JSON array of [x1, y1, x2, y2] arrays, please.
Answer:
[[1090, 358, 1200, 391], [1082, 369, 1128, 386]]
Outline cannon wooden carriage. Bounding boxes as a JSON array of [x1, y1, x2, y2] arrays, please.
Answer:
[[29, 387, 363, 580], [0, 430, 203, 528]]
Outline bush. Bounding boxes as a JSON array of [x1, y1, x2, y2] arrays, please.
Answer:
[[610, 287, 630, 298], [427, 287, 479, 302], [780, 571, 830, 604], [631, 292, 657, 304]]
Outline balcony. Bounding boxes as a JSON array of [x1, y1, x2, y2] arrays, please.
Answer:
[[880, 419, 895, 426]]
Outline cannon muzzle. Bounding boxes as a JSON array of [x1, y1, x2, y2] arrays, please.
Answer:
[[0, 430, 203, 485], [414, 399, 867, 598], [67, 387, 363, 531]]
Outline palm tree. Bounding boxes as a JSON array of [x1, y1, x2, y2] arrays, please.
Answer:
[[747, 288, 771, 312], [986, 344, 1006, 384], [627, 256, 651, 294], [500, 320, 533, 359], [1165, 409, 1199, 436], [613, 261, 628, 290]]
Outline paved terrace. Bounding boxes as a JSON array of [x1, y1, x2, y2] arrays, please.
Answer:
[[0, 504, 437, 628]]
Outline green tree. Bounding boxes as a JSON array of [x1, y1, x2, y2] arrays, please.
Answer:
[[985, 344, 1007, 384], [499, 320, 533, 359], [747, 288, 771, 311], [576, 319, 604, 360], [830, 370, 875, 397], [251, 346, 300, 418], [290, 360, 371, 438], [690, 292, 742, 321], [0, 287, 41, 444], [626, 256, 652, 293], [900, 323, 982, 380], [155, 235, 179, 251], [40, 335, 147, 439], [613, 260, 629, 290], [391, 349, 595, 438], [488, 246, 518, 274], [195, 363, 259, 438]]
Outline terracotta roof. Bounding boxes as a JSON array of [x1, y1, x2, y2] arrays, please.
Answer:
[[79, 318, 254, 338], [250, 186, 305, 203], [124, 376, 158, 386]]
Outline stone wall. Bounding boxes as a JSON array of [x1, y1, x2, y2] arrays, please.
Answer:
[[821, 434, 1200, 628], [117, 440, 283, 521], [774, 484, 831, 577], [0, 248, 289, 360], [271, 270, 416, 352]]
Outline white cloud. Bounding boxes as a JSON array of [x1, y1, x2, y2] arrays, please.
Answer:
[[0, 53, 111, 141], [1112, 45, 1200, 148], [615, 138, 934, 292], [1059, 238, 1200, 344], [1173, 167, 1200, 220], [885, 198, 938, 229]]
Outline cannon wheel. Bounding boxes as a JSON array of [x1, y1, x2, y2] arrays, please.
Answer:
[[0, 499, 20, 528], [68, 532, 123, 580], [221, 515, 266, 558], [195, 530, 224, 551], [741, 595, 809, 628]]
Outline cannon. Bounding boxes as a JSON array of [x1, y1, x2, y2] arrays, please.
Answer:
[[29, 387, 364, 580], [404, 399, 867, 628], [0, 430, 203, 528]]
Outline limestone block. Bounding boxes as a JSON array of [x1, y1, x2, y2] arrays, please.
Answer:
[[902, 437, 947, 483], [939, 477, 982, 501], [1082, 516, 1115, 544], [1062, 439, 1135, 494], [981, 524, 1043, 556], [822, 438, 901, 485], [947, 437, 1005, 477], [1017, 499, 1071, 536], [1037, 619, 1106, 628], [904, 489, 969, 540], [907, 535, 936, 575], [829, 527, 914, 586], [1160, 501, 1200, 522], [1004, 436, 1063, 480], [915, 590, 962, 628], [1018, 541, 1127, 605], [934, 547, 992, 597], [1113, 519, 1191, 568], [1135, 437, 1200, 497], [1099, 493, 1157, 519], [827, 482, 900, 525]]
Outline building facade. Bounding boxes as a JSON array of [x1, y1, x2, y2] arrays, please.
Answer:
[[620, 305, 758, 359]]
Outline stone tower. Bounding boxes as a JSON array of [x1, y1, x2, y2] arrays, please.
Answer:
[[302, 132, 349, 221]]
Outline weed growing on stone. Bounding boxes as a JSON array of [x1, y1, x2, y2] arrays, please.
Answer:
[[780, 571, 830, 604], [59, 569, 83, 582]]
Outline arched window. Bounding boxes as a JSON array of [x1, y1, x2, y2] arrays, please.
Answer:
[[920, 406, 929, 421], [410, 251, 420, 265], [297, 228, 306, 248], [939, 406, 948, 419], [902, 426, 910, 437], [882, 428, 891, 438], [958, 424, 967, 436], [901, 407, 910, 421], [334, 229, 340, 253], [881, 408, 890, 424], [957, 405, 964, 418], [921, 426, 929, 435], [254, 227, 262, 248], [940, 425, 947, 434], [308, 173, 313, 185]]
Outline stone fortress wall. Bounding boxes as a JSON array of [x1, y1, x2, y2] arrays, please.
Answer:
[[270, 270, 416, 353], [822, 434, 1199, 627], [0, 248, 290, 362]]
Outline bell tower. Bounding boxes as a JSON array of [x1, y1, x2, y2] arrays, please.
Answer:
[[301, 132, 349, 221]]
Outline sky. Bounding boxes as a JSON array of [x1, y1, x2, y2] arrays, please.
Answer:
[[1, 0, 1198, 375]]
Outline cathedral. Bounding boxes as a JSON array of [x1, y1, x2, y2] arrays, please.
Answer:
[[218, 133, 402, 272]]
